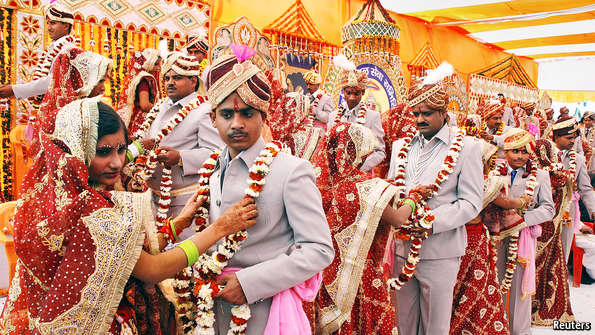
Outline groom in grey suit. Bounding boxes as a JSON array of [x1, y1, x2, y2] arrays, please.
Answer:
[[204, 53, 334, 334], [497, 128, 554, 335], [552, 117, 595, 262], [387, 77, 483, 335]]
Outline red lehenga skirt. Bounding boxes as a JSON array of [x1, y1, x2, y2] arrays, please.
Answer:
[[450, 222, 510, 335], [531, 218, 574, 326]]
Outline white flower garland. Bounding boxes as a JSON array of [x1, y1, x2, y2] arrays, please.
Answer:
[[173, 142, 283, 335], [386, 127, 466, 290]]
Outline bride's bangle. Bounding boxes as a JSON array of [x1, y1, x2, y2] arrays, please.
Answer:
[[177, 240, 199, 266]]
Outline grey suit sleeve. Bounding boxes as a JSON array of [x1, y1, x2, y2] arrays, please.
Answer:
[[576, 154, 595, 216], [360, 111, 386, 172], [524, 170, 555, 226], [12, 75, 50, 99], [235, 161, 335, 304], [386, 140, 400, 179], [431, 139, 483, 234], [314, 95, 334, 123], [179, 108, 224, 176]]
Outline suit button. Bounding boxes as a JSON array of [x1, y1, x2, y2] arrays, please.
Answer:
[[216, 200, 221, 207]]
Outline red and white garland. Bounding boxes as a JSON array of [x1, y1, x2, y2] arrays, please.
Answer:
[[308, 92, 323, 126], [386, 128, 466, 290], [334, 103, 366, 125], [27, 35, 75, 123], [133, 96, 206, 225], [173, 142, 283, 335], [490, 159, 538, 291]]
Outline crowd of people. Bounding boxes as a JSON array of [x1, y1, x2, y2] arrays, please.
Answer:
[[0, 3, 593, 335]]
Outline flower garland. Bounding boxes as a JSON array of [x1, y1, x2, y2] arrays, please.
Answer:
[[27, 35, 75, 124], [386, 128, 466, 290], [173, 141, 283, 335], [490, 159, 538, 291], [308, 92, 324, 126], [486, 121, 504, 173], [334, 103, 367, 125], [132, 95, 206, 225], [199, 58, 209, 75]]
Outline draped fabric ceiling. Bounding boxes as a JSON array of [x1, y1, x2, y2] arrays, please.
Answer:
[[380, 0, 595, 97]]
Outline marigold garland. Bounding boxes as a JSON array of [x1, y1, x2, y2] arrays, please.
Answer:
[[173, 141, 283, 335], [386, 128, 466, 290]]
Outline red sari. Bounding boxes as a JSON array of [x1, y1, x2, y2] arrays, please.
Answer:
[[266, 72, 322, 161], [311, 122, 398, 335], [0, 98, 174, 334], [532, 139, 574, 326], [450, 175, 510, 335], [116, 49, 160, 136]]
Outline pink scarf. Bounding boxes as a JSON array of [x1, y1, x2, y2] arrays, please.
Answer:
[[573, 192, 583, 233], [217, 268, 321, 335], [517, 225, 542, 299]]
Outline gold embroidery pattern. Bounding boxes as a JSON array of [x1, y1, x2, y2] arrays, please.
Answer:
[[0, 261, 22, 334], [36, 219, 66, 256], [54, 156, 73, 211], [35, 192, 145, 335], [318, 178, 397, 335], [18, 260, 49, 292]]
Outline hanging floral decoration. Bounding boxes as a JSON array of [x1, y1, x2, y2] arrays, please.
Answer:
[[0, 7, 13, 201]]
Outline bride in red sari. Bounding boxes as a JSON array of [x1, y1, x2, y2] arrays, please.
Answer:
[[311, 122, 412, 335], [450, 141, 514, 335], [532, 139, 574, 326], [115, 48, 161, 135], [0, 97, 256, 334]]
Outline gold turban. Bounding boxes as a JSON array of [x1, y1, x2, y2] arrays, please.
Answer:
[[304, 71, 322, 85], [339, 69, 368, 90], [503, 128, 535, 152], [206, 52, 271, 113], [481, 101, 504, 121], [161, 52, 201, 81], [552, 116, 578, 137]]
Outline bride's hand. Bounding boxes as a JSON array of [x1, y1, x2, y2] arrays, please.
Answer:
[[213, 198, 258, 237], [175, 192, 207, 229]]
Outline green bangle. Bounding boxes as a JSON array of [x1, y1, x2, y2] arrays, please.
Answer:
[[170, 218, 179, 241], [402, 198, 416, 212], [125, 149, 134, 162], [132, 140, 144, 154], [177, 240, 199, 266]]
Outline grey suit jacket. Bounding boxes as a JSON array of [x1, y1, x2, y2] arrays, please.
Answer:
[[507, 165, 554, 226], [503, 106, 517, 127], [308, 89, 334, 124], [147, 92, 224, 206], [327, 102, 386, 172], [387, 125, 484, 259], [208, 138, 334, 334], [561, 150, 595, 220]]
